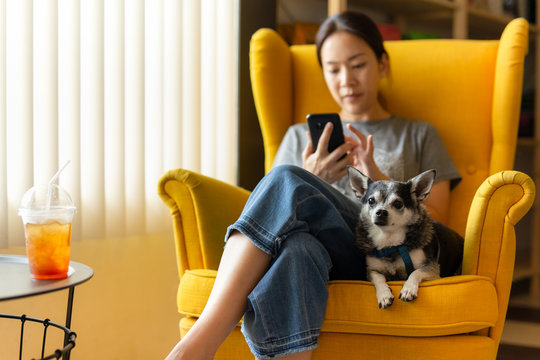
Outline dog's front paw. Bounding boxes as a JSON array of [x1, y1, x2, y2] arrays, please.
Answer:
[[399, 280, 418, 302], [376, 286, 394, 309]]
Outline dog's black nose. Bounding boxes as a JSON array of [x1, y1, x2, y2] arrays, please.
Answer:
[[374, 209, 388, 226], [376, 209, 388, 219], [374, 209, 389, 226]]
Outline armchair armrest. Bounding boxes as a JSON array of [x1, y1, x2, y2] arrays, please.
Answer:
[[462, 170, 535, 342], [463, 171, 535, 278], [157, 169, 251, 277]]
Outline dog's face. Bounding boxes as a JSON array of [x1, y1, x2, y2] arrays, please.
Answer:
[[360, 181, 417, 228], [348, 167, 436, 232]]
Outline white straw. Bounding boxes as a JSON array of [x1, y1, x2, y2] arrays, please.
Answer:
[[49, 160, 71, 185], [46, 160, 71, 210]]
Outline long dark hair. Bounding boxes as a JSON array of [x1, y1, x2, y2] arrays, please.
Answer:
[[315, 11, 388, 65]]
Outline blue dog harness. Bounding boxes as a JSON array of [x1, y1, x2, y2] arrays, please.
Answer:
[[373, 240, 441, 277], [373, 245, 415, 276]]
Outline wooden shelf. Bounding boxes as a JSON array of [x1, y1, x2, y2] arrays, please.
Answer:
[[518, 137, 540, 147], [468, 7, 519, 37], [343, 0, 456, 14], [330, 0, 537, 38], [515, 266, 536, 282], [332, 0, 456, 30]]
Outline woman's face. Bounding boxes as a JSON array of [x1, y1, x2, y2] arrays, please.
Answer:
[[320, 31, 388, 121]]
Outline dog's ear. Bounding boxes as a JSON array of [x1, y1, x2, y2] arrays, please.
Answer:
[[348, 166, 371, 198], [409, 169, 436, 202]]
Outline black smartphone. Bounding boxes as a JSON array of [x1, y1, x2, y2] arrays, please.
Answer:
[[306, 113, 345, 154]]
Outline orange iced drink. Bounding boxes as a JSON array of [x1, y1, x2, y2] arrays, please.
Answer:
[[19, 183, 75, 279], [24, 221, 71, 279]]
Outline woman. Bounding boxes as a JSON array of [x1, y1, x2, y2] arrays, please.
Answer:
[[165, 11, 461, 360]]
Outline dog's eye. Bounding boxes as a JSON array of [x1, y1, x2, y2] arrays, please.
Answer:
[[392, 200, 403, 209], [368, 197, 376, 206]]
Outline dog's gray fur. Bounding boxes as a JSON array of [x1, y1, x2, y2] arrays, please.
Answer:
[[348, 167, 464, 309]]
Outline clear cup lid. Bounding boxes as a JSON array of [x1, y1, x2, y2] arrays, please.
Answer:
[[18, 184, 76, 217]]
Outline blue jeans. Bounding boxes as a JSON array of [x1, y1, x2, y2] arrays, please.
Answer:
[[225, 165, 366, 358]]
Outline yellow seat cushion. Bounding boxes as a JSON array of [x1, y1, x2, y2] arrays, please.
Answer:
[[178, 269, 498, 337], [177, 269, 219, 318], [323, 276, 498, 336]]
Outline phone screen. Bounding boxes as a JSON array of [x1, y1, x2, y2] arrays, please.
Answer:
[[306, 113, 345, 154]]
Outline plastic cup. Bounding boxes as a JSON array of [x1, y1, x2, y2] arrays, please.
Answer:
[[18, 184, 76, 280]]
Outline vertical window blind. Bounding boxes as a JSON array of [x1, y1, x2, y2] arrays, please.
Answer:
[[0, 0, 239, 247]]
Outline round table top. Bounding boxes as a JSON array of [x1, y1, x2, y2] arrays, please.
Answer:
[[0, 255, 94, 301]]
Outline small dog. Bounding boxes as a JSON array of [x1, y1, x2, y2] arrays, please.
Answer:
[[348, 167, 464, 309]]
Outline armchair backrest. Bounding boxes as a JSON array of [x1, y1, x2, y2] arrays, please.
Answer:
[[250, 18, 528, 236]]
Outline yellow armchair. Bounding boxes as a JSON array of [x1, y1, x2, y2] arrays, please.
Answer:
[[158, 18, 535, 359]]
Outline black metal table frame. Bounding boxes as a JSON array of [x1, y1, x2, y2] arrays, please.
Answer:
[[0, 312, 76, 360], [0, 255, 93, 360]]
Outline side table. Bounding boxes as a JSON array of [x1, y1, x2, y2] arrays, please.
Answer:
[[0, 255, 93, 359]]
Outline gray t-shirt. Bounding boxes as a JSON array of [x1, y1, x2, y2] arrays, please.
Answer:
[[273, 115, 461, 199]]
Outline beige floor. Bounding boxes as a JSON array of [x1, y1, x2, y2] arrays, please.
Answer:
[[501, 320, 540, 348], [501, 293, 540, 349]]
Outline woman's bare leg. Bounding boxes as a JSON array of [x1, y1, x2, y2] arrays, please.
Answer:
[[164, 231, 315, 360], [165, 231, 271, 360]]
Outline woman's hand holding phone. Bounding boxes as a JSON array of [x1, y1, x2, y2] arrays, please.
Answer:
[[303, 115, 352, 183]]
